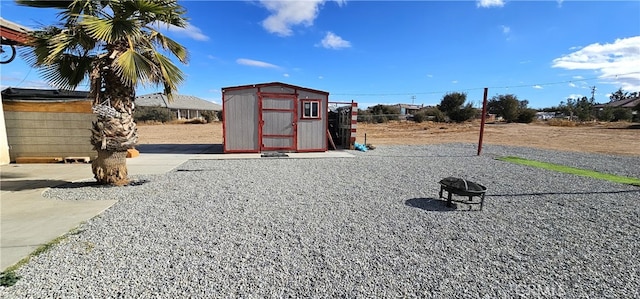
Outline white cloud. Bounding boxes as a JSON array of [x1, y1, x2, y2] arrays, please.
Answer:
[[477, 0, 505, 8], [260, 0, 344, 36], [572, 75, 584, 79], [161, 22, 209, 41], [283, 73, 290, 77], [501, 25, 511, 34], [452, 80, 458, 84], [236, 58, 279, 68], [533, 85, 543, 89], [318, 76, 324, 79], [427, 74, 434, 78], [568, 82, 577, 87], [552, 36, 640, 90], [320, 32, 351, 49], [557, 0, 564, 7]]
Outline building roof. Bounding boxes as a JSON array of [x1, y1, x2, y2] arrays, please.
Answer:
[[0, 17, 32, 44], [136, 93, 221, 111], [221, 82, 329, 95], [1, 87, 90, 101], [396, 104, 422, 109], [594, 97, 640, 109]]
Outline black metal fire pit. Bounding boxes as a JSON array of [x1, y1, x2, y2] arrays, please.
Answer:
[[438, 177, 487, 210]]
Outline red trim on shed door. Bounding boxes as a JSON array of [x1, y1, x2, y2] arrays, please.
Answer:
[[258, 92, 298, 152]]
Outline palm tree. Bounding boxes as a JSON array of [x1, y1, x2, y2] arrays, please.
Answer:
[[18, 0, 188, 185]]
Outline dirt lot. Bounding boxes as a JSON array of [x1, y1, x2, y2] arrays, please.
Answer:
[[136, 120, 640, 156]]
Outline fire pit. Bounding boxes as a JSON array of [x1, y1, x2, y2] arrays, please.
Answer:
[[438, 177, 487, 210]]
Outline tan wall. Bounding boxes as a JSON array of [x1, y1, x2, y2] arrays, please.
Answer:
[[0, 98, 10, 165], [3, 111, 96, 162]]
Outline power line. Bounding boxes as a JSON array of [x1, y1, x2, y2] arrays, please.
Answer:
[[331, 72, 639, 97]]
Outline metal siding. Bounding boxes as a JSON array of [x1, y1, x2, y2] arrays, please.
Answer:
[[263, 138, 293, 148], [263, 111, 294, 135], [297, 91, 327, 151], [262, 97, 294, 110], [260, 85, 295, 94], [260, 94, 296, 151], [223, 89, 258, 151]]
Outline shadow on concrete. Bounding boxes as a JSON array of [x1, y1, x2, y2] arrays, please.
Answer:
[[405, 198, 457, 212], [50, 179, 149, 189], [0, 172, 30, 179], [606, 124, 640, 130], [136, 144, 223, 154], [0, 179, 71, 192]]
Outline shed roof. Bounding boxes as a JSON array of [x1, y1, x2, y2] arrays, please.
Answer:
[[1, 87, 90, 101], [136, 93, 221, 111], [221, 82, 329, 95]]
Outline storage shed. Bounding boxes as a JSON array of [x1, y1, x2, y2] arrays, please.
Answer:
[[222, 82, 332, 153], [1, 88, 95, 163]]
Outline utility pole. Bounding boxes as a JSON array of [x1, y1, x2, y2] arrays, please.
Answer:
[[590, 86, 596, 101], [411, 95, 416, 105]]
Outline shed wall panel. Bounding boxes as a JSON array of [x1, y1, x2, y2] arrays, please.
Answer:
[[4, 111, 95, 161], [263, 138, 293, 148], [260, 86, 295, 94], [223, 89, 259, 151], [296, 91, 327, 151], [262, 98, 294, 110]]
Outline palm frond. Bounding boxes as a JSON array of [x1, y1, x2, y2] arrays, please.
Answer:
[[153, 52, 185, 101], [148, 31, 188, 63], [113, 48, 155, 87], [81, 15, 141, 44], [38, 54, 93, 89], [133, 0, 188, 28]]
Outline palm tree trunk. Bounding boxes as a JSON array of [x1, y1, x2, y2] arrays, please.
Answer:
[[92, 149, 129, 186], [89, 78, 138, 186]]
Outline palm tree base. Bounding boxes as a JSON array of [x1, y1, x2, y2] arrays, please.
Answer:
[[92, 150, 129, 186]]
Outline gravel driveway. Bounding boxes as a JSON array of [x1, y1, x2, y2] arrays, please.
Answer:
[[2, 144, 639, 298]]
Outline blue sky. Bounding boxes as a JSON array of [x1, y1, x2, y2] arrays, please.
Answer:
[[1, 0, 639, 109]]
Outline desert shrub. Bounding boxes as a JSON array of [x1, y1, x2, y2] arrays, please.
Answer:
[[184, 118, 207, 124], [438, 92, 477, 122], [611, 108, 632, 122], [448, 104, 477, 123], [547, 118, 576, 127], [412, 110, 427, 123], [517, 108, 538, 123], [200, 110, 218, 122], [374, 115, 388, 123], [423, 107, 446, 122], [369, 104, 400, 121], [134, 106, 175, 123], [357, 109, 373, 123], [216, 110, 224, 122], [597, 107, 614, 122]]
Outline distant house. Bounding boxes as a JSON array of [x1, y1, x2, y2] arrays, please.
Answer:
[[396, 103, 423, 119], [536, 112, 556, 120], [593, 97, 640, 110], [135, 93, 222, 120]]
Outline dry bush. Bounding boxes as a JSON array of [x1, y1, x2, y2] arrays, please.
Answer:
[[547, 119, 576, 127], [168, 118, 208, 125]]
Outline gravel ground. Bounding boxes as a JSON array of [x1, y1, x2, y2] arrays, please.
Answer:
[[2, 144, 639, 298]]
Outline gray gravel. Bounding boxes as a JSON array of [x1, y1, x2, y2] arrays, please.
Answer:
[[2, 144, 639, 298]]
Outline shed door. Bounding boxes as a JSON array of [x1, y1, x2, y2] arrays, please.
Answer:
[[259, 93, 297, 151]]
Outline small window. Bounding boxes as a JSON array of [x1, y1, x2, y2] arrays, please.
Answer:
[[302, 100, 320, 119]]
